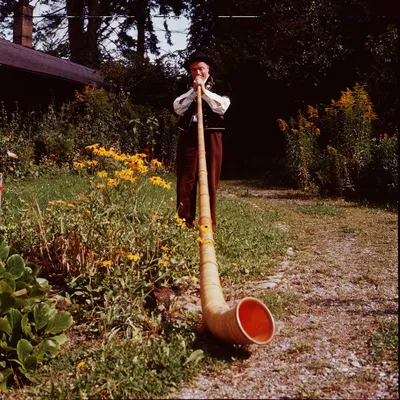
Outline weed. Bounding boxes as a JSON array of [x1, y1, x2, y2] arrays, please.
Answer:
[[369, 320, 398, 363], [339, 224, 358, 234], [297, 201, 342, 216], [259, 289, 305, 320]]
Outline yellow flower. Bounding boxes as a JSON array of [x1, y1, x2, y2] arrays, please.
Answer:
[[48, 201, 55, 206], [46, 208, 51, 211], [67, 203, 75, 208], [149, 176, 171, 190], [160, 246, 168, 252], [73, 161, 85, 169], [97, 183, 104, 189], [85, 143, 100, 150], [77, 361, 85, 369], [3, 136, 9, 141], [175, 214, 186, 228], [127, 253, 141, 261], [190, 276, 198, 283], [56, 200, 68, 205], [151, 159, 163, 167], [102, 260, 112, 266], [107, 178, 118, 188], [97, 171, 108, 178]]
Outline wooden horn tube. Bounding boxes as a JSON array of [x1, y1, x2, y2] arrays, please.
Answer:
[[196, 86, 275, 345]]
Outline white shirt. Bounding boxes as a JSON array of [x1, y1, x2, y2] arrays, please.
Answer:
[[173, 87, 231, 117]]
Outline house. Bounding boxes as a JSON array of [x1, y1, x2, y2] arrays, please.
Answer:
[[0, 0, 107, 111]]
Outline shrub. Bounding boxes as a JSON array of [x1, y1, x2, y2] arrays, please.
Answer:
[[3, 145, 198, 339], [0, 85, 179, 181], [278, 106, 321, 192], [279, 83, 398, 202], [0, 235, 73, 392]]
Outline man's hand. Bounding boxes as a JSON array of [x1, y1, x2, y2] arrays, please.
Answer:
[[193, 76, 206, 95]]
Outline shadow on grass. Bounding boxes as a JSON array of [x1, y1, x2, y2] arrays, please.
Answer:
[[193, 330, 252, 362]]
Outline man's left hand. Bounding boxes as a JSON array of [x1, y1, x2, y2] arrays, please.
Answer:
[[193, 76, 206, 95]]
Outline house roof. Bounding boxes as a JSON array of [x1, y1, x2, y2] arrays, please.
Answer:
[[0, 38, 105, 86]]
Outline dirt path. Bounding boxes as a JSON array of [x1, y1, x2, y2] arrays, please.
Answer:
[[174, 186, 398, 399]]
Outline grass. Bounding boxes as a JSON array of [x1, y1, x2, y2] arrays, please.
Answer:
[[259, 289, 305, 320], [296, 201, 343, 216], [2, 171, 92, 212], [370, 320, 399, 363], [3, 171, 289, 397]]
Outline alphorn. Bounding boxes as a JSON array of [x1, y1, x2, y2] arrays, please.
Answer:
[[195, 85, 275, 345]]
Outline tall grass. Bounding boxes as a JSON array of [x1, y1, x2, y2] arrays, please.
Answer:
[[2, 149, 289, 397]]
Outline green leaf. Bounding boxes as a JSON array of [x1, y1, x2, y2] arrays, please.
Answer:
[[0, 361, 5, 368], [33, 303, 51, 331], [23, 355, 37, 371], [44, 312, 73, 334], [0, 281, 12, 294], [6, 254, 25, 280], [28, 285, 47, 302], [21, 314, 33, 339], [26, 262, 39, 277], [183, 349, 204, 366], [0, 367, 12, 391], [0, 237, 10, 262], [36, 278, 49, 288], [7, 309, 22, 330], [17, 339, 33, 362], [0, 293, 15, 315], [7, 248, 19, 257], [0, 264, 6, 278], [36, 338, 60, 361], [0, 367, 12, 382], [51, 333, 68, 346], [0, 318, 12, 336]]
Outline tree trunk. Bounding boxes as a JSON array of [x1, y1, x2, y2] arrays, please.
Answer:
[[136, 0, 148, 57], [66, 0, 86, 65], [87, 0, 101, 67]]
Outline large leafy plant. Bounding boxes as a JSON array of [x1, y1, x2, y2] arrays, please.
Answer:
[[0, 235, 73, 392]]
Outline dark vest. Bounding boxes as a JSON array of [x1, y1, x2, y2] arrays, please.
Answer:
[[177, 76, 231, 132]]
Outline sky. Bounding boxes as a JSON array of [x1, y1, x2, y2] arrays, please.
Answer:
[[152, 15, 190, 56], [4, 3, 190, 58]]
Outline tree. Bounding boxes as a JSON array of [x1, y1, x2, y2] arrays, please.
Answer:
[[0, 0, 189, 66]]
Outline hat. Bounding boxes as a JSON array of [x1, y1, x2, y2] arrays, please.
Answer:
[[184, 50, 213, 71]]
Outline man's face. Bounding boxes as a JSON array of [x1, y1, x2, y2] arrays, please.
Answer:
[[190, 61, 209, 81]]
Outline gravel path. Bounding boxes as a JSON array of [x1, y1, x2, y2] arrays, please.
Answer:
[[173, 188, 398, 399]]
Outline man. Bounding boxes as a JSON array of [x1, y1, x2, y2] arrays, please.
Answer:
[[173, 50, 231, 232]]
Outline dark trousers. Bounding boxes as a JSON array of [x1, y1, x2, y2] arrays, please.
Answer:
[[176, 126, 223, 232]]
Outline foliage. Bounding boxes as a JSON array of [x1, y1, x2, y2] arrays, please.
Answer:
[[0, 85, 179, 181], [360, 132, 398, 202], [296, 202, 342, 217], [279, 83, 397, 202], [2, 145, 198, 339], [369, 320, 398, 363], [0, 0, 188, 66], [277, 106, 320, 192], [28, 328, 200, 398], [0, 236, 73, 392]]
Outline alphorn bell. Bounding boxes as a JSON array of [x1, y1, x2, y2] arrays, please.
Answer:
[[195, 85, 275, 345]]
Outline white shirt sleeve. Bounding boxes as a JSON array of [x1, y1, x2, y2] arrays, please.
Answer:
[[202, 89, 231, 115], [173, 89, 197, 116], [173, 87, 231, 116]]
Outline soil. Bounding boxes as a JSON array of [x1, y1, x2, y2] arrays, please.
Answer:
[[172, 185, 398, 399]]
